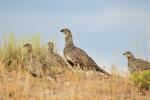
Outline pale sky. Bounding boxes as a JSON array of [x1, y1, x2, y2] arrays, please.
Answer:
[[0, 0, 150, 72]]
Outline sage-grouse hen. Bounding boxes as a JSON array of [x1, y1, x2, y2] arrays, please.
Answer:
[[60, 28, 110, 76], [123, 51, 150, 73], [45, 42, 67, 67], [23, 43, 43, 77]]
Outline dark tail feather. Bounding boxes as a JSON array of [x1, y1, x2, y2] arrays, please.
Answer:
[[95, 66, 111, 76], [30, 72, 42, 78]]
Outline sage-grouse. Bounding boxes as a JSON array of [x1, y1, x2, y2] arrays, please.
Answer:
[[60, 28, 110, 76], [23, 43, 43, 77], [45, 42, 67, 67], [123, 51, 150, 73]]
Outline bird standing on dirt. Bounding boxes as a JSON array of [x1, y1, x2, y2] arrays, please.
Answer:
[[45, 42, 67, 67], [60, 28, 110, 76], [123, 51, 150, 73], [23, 43, 43, 77]]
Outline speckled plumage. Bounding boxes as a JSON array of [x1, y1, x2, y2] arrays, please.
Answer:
[[123, 51, 150, 73], [45, 42, 67, 67], [60, 28, 110, 76], [23, 43, 43, 77]]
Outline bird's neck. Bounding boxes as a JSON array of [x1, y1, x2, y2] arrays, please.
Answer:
[[65, 35, 74, 47], [48, 48, 53, 53], [28, 49, 33, 60], [128, 56, 135, 62]]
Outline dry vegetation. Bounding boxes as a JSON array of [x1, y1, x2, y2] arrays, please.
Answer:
[[0, 34, 150, 100]]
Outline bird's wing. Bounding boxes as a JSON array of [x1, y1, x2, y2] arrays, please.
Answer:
[[53, 53, 67, 67], [132, 59, 150, 70], [68, 46, 110, 76], [67, 46, 89, 66], [72, 46, 99, 66]]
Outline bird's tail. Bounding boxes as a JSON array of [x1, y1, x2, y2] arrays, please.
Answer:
[[95, 66, 111, 76]]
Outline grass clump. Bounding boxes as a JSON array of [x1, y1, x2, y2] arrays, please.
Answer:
[[0, 33, 23, 70], [0, 33, 47, 71], [130, 71, 150, 94]]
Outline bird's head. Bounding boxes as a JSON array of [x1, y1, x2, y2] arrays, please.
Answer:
[[47, 42, 54, 51], [60, 28, 72, 38], [123, 51, 135, 59], [23, 43, 32, 51]]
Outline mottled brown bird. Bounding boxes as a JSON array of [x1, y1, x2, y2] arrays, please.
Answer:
[[23, 43, 43, 77], [60, 28, 110, 76], [123, 51, 150, 73], [45, 42, 67, 67]]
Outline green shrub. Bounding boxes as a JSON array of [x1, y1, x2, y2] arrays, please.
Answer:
[[130, 71, 150, 90]]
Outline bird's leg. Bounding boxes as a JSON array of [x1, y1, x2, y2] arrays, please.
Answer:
[[140, 88, 146, 95], [137, 87, 146, 95]]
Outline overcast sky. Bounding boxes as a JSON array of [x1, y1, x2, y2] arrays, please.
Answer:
[[0, 0, 150, 72]]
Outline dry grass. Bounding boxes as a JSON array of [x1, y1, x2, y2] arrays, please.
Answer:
[[0, 33, 150, 100], [0, 64, 150, 100]]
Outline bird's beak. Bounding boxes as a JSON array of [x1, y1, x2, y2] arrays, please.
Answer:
[[123, 53, 126, 55], [60, 29, 64, 32], [23, 45, 26, 48]]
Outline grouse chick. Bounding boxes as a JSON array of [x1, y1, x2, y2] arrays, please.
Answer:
[[45, 42, 67, 67], [23, 43, 43, 77]]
